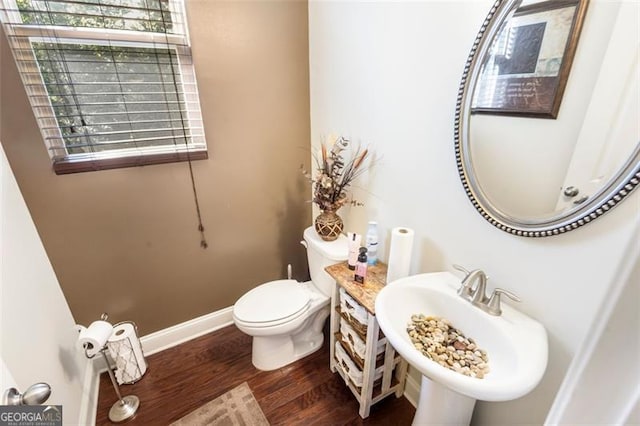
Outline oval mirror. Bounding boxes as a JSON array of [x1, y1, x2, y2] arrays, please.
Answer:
[[455, 0, 640, 237]]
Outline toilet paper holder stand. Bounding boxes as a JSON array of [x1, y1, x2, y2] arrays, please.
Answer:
[[82, 313, 140, 423]]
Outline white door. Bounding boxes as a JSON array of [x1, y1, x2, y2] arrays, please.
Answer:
[[546, 219, 640, 425], [0, 357, 18, 403], [1, 145, 90, 424], [556, 1, 640, 210]]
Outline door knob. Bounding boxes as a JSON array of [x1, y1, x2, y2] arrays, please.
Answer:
[[4, 383, 51, 405], [563, 186, 579, 197]]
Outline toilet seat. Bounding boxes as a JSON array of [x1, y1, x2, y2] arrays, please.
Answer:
[[233, 280, 310, 328]]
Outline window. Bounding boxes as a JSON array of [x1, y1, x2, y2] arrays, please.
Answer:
[[0, 0, 206, 174]]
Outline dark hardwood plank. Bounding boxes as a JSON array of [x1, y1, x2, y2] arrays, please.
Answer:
[[97, 325, 415, 425]]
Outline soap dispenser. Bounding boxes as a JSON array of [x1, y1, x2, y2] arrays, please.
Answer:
[[354, 247, 368, 284]]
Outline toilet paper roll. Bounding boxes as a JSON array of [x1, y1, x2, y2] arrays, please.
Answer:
[[386, 227, 415, 284], [77, 320, 113, 357], [107, 322, 147, 385]]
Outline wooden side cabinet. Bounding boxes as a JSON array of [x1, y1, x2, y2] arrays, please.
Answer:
[[325, 261, 408, 418]]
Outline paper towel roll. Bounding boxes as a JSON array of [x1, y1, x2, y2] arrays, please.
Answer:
[[386, 227, 415, 284], [77, 320, 113, 357], [107, 322, 147, 385]]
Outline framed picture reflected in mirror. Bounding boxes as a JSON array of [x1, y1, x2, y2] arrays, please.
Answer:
[[471, 0, 589, 118]]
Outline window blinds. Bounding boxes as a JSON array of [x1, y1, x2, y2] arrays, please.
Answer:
[[0, 0, 207, 173]]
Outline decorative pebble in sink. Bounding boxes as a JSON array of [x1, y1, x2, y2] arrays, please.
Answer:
[[407, 314, 490, 379]]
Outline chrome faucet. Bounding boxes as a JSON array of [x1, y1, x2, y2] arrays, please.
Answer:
[[453, 264, 488, 301], [453, 264, 520, 316], [470, 275, 489, 307]]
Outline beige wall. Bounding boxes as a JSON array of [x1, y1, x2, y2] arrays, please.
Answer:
[[0, 0, 311, 335]]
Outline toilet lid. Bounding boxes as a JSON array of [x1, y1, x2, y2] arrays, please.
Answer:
[[234, 280, 310, 324]]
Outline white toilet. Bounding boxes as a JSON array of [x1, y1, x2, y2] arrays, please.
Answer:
[[233, 226, 348, 371]]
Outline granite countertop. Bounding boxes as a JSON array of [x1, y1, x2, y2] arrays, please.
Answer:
[[325, 261, 388, 314]]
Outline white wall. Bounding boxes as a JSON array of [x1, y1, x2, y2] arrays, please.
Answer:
[[0, 145, 91, 425], [309, 1, 640, 424]]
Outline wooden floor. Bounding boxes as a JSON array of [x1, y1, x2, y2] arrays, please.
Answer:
[[96, 325, 415, 425]]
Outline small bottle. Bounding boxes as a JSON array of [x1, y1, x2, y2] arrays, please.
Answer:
[[365, 221, 378, 265], [347, 232, 362, 270], [354, 247, 368, 284]]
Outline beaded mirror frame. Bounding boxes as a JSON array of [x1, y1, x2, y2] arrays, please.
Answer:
[[454, 0, 640, 237]]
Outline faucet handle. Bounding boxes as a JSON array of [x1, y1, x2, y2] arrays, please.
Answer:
[[486, 288, 521, 316], [452, 264, 470, 276], [453, 264, 473, 299]]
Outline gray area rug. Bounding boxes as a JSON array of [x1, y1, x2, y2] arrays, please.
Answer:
[[171, 382, 270, 426]]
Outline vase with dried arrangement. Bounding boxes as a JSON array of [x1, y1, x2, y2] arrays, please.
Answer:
[[302, 136, 369, 241]]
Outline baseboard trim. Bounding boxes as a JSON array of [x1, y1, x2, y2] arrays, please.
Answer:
[[404, 373, 420, 408], [140, 306, 234, 356], [83, 306, 235, 425]]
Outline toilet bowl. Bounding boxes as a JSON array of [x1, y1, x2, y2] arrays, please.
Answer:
[[233, 227, 348, 371]]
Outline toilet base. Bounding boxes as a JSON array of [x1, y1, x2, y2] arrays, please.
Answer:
[[251, 305, 330, 371]]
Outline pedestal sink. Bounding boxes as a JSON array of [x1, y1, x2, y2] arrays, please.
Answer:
[[375, 272, 548, 425]]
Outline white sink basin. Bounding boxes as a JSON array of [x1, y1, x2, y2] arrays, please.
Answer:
[[375, 271, 548, 405]]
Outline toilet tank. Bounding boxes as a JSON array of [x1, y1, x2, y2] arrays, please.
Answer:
[[303, 226, 348, 296]]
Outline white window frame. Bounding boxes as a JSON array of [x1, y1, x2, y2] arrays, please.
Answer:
[[0, 0, 207, 173]]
